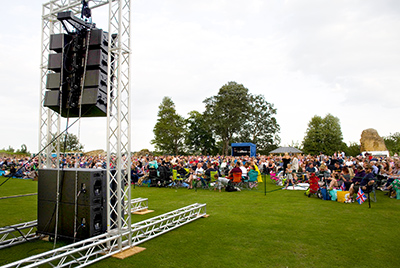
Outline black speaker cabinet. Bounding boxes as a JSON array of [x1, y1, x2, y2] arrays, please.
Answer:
[[86, 49, 108, 74], [83, 69, 108, 94], [43, 90, 61, 110], [48, 53, 63, 72], [46, 73, 61, 89], [38, 168, 106, 205], [87, 29, 109, 52], [37, 200, 106, 240], [49, 33, 73, 53], [37, 169, 109, 240], [43, 88, 108, 117]]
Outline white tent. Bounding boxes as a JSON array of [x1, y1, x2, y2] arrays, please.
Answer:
[[269, 147, 302, 154]]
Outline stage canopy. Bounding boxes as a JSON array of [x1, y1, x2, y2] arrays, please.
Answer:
[[231, 143, 256, 157]]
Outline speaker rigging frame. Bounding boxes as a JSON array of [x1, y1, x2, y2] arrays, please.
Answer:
[[38, 0, 132, 253]]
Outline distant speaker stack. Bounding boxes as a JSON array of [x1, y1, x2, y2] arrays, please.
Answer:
[[37, 169, 113, 240]]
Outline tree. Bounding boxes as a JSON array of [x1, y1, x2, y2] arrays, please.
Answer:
[[184, 111, 218, 155], [384, 132, 400, 155], [16, 144, 29, 154], [288, 140, 303, 150], [151, 97, 185, 155], [203, 82, 251, 155], [238, 94, 280, 155], [342, 142, 361, 157], [52, 133, 84, 152], [302, 114, 343, 155]]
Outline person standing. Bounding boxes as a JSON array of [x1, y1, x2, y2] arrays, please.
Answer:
[[282, 152, 291, 175], [291, 154, 299, 173]]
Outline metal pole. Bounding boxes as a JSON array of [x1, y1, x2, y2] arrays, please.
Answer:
[[264, 174, 267, 196]]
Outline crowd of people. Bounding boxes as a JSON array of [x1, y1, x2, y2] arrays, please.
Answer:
[[269, 151, 400, 200], [1, 151, 400, 198]]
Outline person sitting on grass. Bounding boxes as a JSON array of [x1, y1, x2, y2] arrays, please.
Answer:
[[380, 161, 398, 191], [214, 173, 230, 192], [317, 163, 331, 180], [304, 162, 317, 182], [190, 162, 204, 188], [186, 165, 197, 189], [239, 161, 248, 180], [386, 177, 400, 199], [4, 165, 17, 178], [203, 162, 218, 187], [349, 164, 375, 201], [360, 164, 376, 192], [176, 162, 188, 179], [247, 164, 259, 188], [328, 166, 351, 190]]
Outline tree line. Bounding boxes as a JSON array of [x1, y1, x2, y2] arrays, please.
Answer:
[[151, 81, 400, 157], [151, 81, 280, 155], [302, 114, 400, 156], [4, 80, 400, 157]]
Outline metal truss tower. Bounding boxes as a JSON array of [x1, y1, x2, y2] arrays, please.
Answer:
[[38, 0, 131, 251]]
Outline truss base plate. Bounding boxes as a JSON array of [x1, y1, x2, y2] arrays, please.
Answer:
[[132, 209, 154, 215], [112, 246, 146, 259], [40, 235, 50, 241]]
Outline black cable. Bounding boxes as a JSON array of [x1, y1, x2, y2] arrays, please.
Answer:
[[37, 114, 71, 239]]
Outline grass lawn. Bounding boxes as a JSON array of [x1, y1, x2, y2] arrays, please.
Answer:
[[0, 176, 399, 267]]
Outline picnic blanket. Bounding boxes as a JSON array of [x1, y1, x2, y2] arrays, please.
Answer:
[[283, 183, 309, 190]]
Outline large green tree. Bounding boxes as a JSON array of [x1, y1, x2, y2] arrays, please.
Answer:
[[302, 114, 343, 155], [238, 94, 280, 155], [52, 133, 84, 152], [203, 82, 250, 155], [151, 97, 185, 155], [384, 132, 400, 155], [184, 111, 218, 155]]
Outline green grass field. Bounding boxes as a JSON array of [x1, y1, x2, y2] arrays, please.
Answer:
[[0, 176, 399, 267]]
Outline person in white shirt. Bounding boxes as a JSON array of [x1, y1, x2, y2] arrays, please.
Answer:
[[291, 155, 299, 173], [239, 161, 248, 178], [192, 162, 204, 187]]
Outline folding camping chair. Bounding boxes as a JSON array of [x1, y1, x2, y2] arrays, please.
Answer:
[[243, 169, 258, 190], [232, 172, 243, 189], [208, 170, 219, 191], [170, 169, 183, 188]]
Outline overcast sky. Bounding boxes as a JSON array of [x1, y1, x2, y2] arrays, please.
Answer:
[[1, 0, 399, 154]]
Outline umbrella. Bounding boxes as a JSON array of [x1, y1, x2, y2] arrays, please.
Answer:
[[269, 147, 302, 154]]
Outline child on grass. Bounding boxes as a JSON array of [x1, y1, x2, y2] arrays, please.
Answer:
[[284, 164, 297, 189]]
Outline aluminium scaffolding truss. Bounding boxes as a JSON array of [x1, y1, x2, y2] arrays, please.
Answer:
[[0, 197, 147, 250], [130, 197, 148, 213], [0, 221, 38, 250], [2, 203, 207, 268], [38, 0, 131, 252]]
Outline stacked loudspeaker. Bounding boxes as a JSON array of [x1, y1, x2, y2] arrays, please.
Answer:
[[37, 169, 108, 240], [44, 26, 113, 117]]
